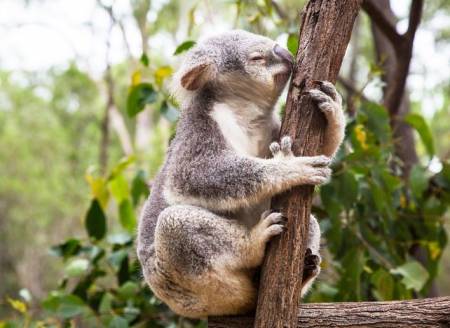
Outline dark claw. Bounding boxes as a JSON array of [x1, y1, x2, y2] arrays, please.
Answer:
[[269, 208, 281, 214], [305, 248, 312, 256]]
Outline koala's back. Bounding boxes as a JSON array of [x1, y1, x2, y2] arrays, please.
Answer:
[[137, 94, 227, 261]]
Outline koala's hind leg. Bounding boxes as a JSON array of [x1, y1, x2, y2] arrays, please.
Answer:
[[146, 205, 284, 318]]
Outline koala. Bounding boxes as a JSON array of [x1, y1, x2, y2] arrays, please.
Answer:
[[137, 30, 345, 318]]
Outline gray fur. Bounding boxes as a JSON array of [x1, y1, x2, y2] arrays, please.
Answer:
[[137, 30, 346, 318]]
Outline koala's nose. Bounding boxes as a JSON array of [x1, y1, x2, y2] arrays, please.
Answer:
[[273, 44, 294, 66]]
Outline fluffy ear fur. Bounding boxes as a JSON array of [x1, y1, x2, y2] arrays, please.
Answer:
[[180, 62, 216, 91]]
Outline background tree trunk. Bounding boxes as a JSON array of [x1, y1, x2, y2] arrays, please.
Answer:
[[253, 1, 361, 327], [209, 297, 450, 328]]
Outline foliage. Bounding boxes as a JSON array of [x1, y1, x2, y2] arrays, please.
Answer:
[[310, 102, 449, 302], [1, 157, 205, 327]]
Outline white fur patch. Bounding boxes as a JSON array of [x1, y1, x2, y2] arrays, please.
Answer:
[[210, 102, 276, 158]]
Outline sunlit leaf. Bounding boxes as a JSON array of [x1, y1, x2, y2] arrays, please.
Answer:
[[390, 260, 430, 292], [405, 113, 435, 158], [109, 174, 129, 203], [85, 199, 107, 240], [85, 171, 109, 209], [131, 70, 141, 86], [174, 40, 196, 55], [7, 298, 27, 314], [65, 259, 89, 277], [119, 199, 137, 232], [107, 232, 132, 246], [287, 33, 298, 56], [126, 83, 157, 117], [155, 66, 173, 86]]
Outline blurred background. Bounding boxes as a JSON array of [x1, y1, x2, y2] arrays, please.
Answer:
[[0, 0, 449, 327]]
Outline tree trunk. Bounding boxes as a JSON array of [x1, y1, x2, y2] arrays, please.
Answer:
[[370, 0, 418, 178], [209, 297, 450, 328], [253, 1, 361, 327]]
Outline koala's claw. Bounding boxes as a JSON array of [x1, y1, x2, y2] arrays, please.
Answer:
[[312, 80, 340, 103], [308, 155, 331, 167], [256, 211, 287, 241], [302, 248, 321, 283], [270, 136, 293, 157]]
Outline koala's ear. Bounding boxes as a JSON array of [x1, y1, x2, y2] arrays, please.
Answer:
[[180, 62, 216, 91]]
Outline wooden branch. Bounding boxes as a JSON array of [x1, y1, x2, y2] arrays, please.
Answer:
[[362, 0, 402, 46], [253, 1, 361, 327], [209, 297, 450, 327], [383, 0, 423, 117]]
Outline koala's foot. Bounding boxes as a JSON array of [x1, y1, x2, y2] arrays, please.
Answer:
[[253, 210, 286, 243], [302, 248, 321, 284], [270, 136, 332, 185]]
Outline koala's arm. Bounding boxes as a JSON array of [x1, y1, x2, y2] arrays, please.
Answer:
[[166, 138, 330, 212]]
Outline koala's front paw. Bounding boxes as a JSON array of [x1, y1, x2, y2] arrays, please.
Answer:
[[253, 210, 287, 243], [270, 136, 294, 158], [270, 135, 331, 185], [308, 81, 345, 126], [302, 248, 321, 284], [294, 156, 332, 185]]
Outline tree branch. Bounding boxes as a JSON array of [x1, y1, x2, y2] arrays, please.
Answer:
[[362, 0, 402, 46], [209, 297, 450, 327], [252, 1, 361, 327]]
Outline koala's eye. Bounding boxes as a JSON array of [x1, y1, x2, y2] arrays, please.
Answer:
[[249, 53, 265, 62]]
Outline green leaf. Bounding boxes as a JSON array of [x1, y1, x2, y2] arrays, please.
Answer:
[[119, 199, 137, 232], [49, 238, 81, 259], [287, 33, 298, 56], [410, 165, 428, 199], [404, 113, 435, 158], [118, 281, 139, 299], [154, 66, 173, 86], [109, 316, 129, 328], [160, 100, 180, 122], [65, 259, 89, 277], [131, 169, 149, 206], [43, 294, 87, 319], [126, 83, 157, 117], [362, 102, 391, 144], [140, 53, 149, 67], [371, 268, 394, 300], [173, 40, 196, 55], [107, 232, 132, 246], [109, 174, 130, 203], [336, 171, 358, 208], [99, 292, 114, 314], [390, 260, 430, 292], [85, 199, 107, 240]]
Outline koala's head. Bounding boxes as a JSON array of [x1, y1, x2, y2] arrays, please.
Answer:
[[172, 30, 293, 109]]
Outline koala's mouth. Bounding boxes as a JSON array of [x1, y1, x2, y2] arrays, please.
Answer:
[[274, 68, 292, 87]]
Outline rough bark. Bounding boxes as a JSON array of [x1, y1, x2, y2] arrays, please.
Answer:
[[253, 1, 361, 327], [209, 297, 450, 328], [369, 0, 418, 177]]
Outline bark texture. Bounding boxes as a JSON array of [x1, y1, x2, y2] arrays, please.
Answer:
[[209, 297, 450, 328], [253, 1, 361, 327]]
